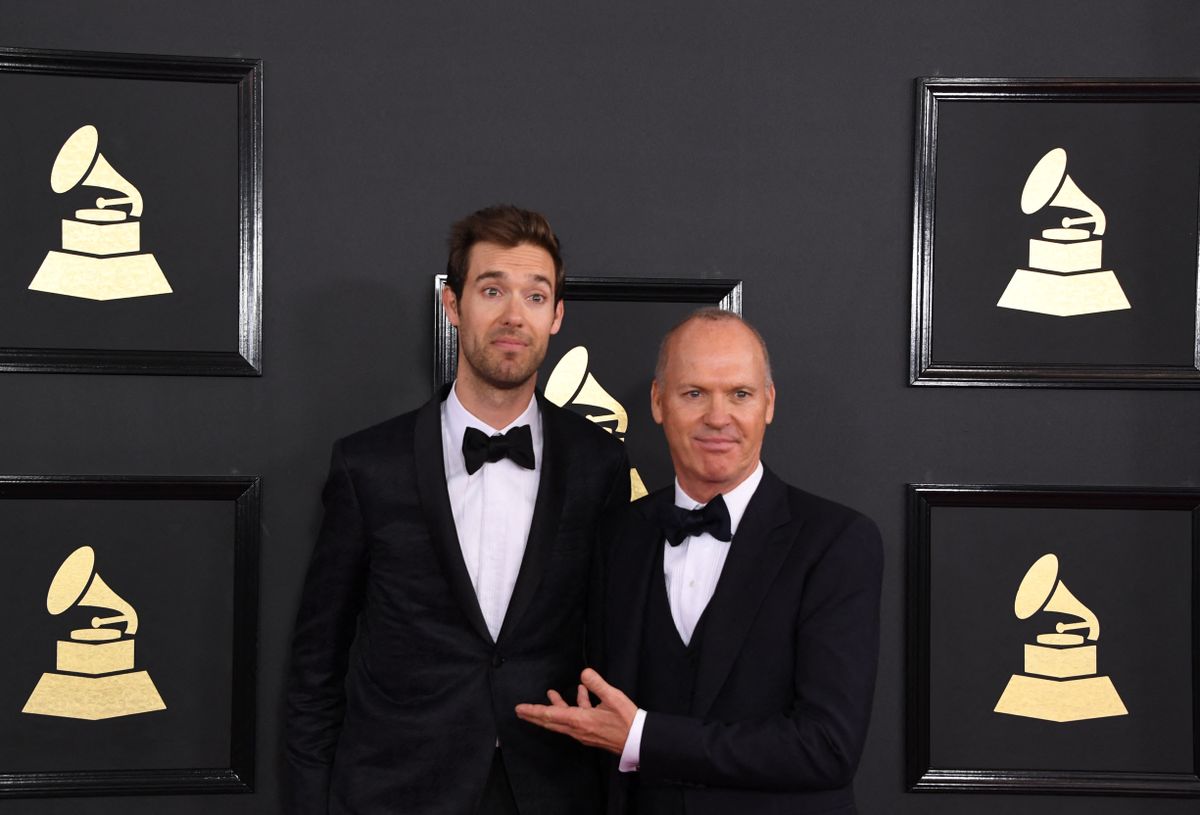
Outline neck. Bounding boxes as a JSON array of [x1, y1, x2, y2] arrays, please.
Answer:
[[677, 466, 757, 506], [454, 367, 537, 429]]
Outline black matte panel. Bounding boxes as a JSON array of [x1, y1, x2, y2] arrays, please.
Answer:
[[932, 101, 1200, 367], [929, 505, 1192, 773], [0, 73, 239, 353], [0, 499, 234, 772]]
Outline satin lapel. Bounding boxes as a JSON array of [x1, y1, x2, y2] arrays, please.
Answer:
[[607, 494, 667, 694], [413, 389, 493, 645], [496, 395, 566, 644], [690, 469, 798, 716]]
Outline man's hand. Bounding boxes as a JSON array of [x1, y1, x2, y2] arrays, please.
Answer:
[[515, 668, 637, 755]]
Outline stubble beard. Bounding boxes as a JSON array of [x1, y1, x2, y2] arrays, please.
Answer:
[[461, 334, 546, 391]]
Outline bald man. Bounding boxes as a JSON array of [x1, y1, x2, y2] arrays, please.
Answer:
[[517, 308, 882, 815]]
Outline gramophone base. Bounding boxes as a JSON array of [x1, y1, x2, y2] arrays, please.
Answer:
[[30, 251, 171, 301], [22, 670, 166, 720], [996, 269, 1130, 317], [994, 673, 1127, 722]]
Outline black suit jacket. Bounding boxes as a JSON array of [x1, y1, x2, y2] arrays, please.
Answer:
[[285, 387, 629, 815], [604, 468, 882, 815]]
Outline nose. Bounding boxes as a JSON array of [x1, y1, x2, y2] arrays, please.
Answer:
[[500, 295, 525, 326], [703, 398, 730, 428]]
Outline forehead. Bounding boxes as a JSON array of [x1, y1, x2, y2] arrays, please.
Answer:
[[465, 241, 555, 283], [664, 320, 767, 383]]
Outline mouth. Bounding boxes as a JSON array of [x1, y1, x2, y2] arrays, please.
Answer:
[[490, 333, 529, 351], [694, 437, 738, 452]]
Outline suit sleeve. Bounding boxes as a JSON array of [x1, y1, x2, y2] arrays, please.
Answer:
[[587, 445, 631, 671], [638, 514, 883, 792], [284, 441, 369, 814]]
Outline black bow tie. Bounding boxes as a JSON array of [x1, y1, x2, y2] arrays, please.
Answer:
[[660, 494, 732, 546], [462, 425, 535, 475]]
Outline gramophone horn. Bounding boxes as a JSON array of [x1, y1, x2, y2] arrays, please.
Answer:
[[545, 346, 629, 434], [49, 125, 144, 217], [1020, 147, 1105, 235], [1012, 552, 1099, 641], [45, 545, 139, 635]]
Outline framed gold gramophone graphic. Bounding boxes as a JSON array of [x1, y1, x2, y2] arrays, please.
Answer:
[[993, 553, 1127, 722], [910, 78, 1200, 388], [907, 485, 1200, 796], [544, 345, 650, 499], [0, 46, 262, 375], [434, 276, 742, 498], [996, 147, 1129, 318], [0, 475, 259, 798], [22, 545, 166, 720], [28, 124, 172, 302]]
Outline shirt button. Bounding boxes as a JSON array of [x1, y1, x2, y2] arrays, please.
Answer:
[[689, 580, 695, 588], [492, 652, 505, 668]]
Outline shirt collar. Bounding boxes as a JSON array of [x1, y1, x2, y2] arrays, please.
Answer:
[[444, 379, 541, 446], [674, 461, 764, 538]]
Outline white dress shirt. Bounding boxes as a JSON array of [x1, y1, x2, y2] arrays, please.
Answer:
[[619, 462, 765, 772], [440, 382, 543, 642]]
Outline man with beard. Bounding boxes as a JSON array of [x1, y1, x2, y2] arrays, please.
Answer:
[[286, 205, 629, 815]]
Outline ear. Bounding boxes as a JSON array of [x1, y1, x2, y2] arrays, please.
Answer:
[[441, 283, 460, 328], [650, 379, 664, 425], [550, 299, 564, 335], [764, 382, 776, 425]]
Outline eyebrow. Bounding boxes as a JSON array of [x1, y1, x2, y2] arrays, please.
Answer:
[[677, 382, 759, 391], [476, 270, 553, 289]]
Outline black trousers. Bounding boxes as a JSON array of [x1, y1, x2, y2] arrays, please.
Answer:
[[478, 748, 519, 815]]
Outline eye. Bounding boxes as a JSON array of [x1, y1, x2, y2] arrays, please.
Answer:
[[684, 390, 701, 399], [734, 390, 751, 399], [528, 292, 547, 304], [482, 286, 502, 297]]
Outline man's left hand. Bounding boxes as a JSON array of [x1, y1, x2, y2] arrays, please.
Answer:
[[515, 668, 637, 755]]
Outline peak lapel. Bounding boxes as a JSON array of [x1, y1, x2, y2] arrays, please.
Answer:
[[690, 469, 797, 716], [413, 390, 493, 645], [496, 395, 566, 644]]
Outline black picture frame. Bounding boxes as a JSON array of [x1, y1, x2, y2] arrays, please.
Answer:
[[910, 77, 1200, 388], [907, 484, 1200, 796], [434, 275, 742, 498], [0, 475, 259, 797], [433, 275, 743, 388], [0, 47, 263, 375]]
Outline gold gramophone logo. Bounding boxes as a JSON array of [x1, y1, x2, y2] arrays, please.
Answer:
[[997, 147, 1131, 317], [994, 553, 1127, 723], [29, 124, 172, 301], [22, 546, 166, 720], [545, 345, 649, 500]]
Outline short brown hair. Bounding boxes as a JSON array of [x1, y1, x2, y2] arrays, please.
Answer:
[[445, 205, 565, 304], [655, 307, 773, 385]]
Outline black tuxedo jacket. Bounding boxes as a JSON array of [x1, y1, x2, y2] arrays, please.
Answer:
[[285, 387, 629, 815], [604, 468, 882, 815]]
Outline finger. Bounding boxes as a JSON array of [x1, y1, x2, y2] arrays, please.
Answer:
[[581, 669, 636, 718], [580, 668, 617, 699], [516, 710, 578, 737], [546, 689, 569, 708], [576, 683, 593, 709], [515, 703, 549, 721]]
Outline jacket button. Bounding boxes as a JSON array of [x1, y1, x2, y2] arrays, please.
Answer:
[[492, 652, 504, 668]]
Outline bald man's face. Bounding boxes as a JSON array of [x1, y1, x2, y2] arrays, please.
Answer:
[[651, 319, 775, 502]]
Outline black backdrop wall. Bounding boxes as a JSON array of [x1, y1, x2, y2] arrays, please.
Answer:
[[3, 1, 1199, 813]]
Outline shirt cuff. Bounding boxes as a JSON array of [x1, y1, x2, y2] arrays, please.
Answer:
[[618, 709, 647, 772]]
